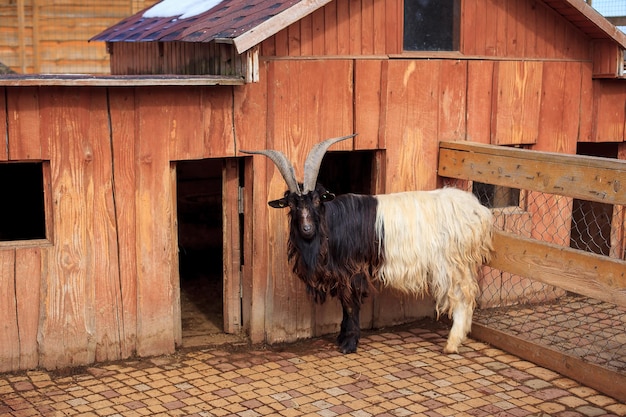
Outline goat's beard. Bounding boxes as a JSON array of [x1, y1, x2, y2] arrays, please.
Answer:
[[288, 219, 334, 304]]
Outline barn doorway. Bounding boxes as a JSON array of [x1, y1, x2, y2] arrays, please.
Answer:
[[318, 150, 379, 195], [176, 158, 243, 347]]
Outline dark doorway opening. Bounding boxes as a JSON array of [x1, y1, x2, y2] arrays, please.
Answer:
[[318, 150, 378, 195], [176, 159, 237, 347]]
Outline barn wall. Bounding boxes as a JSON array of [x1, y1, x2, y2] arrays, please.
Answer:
[[260, 0, 591, 61], [260, 0, 402, 57], [252, 55, 617, 344], [109, 42, 246, 76], [0, 85, 241, 371]]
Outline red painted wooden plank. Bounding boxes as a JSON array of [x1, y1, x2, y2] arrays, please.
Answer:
[[354, 59, 382, 150], [311, 8, 326, 56], [324, 1, 338, 55], [372, 0, 386, 54], [467, 60, 494, 144], [134, 87, 177, 357], [438, 60, 467, 142], [7, 87, 41, 160], [15, 248, 43, 370], [0, 250, 19, 372], [336, 0, 350, 54], [38, 87, 106, 368], [491, 61, 542, 145], [384, 60, 439, 192], [0, 88, 7, 161], [108, 88, 138, 358]]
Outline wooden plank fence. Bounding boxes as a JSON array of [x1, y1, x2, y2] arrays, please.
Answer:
[[438, 140, 626, 403]]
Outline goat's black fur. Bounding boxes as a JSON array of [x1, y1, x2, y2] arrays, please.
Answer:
[[272, 184, 383, 353]]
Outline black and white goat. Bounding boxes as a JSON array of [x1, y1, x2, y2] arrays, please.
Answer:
[[242, 135, 493, 354]]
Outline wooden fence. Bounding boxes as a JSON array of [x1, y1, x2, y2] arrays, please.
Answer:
[[438, 141, 626, 403]]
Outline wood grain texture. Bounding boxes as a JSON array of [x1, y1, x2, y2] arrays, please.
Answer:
[[0, 88, 7, 161], [466, 60, 494, 144], [592, 79, 626, 142], [15, 248, 41, 369], [0, 250, 19, 371], [491, 61, 542, 145], [439, 141, 626, 205], [7, 87, 42, 160], [108, 88, 138, 358], [134, 87, 177, 357], [490, 230, 626, 307], [354, 59, 383, 150], [38, 87, 109, 368], [222, 159, 241, 334]]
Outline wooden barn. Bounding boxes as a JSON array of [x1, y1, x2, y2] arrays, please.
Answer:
[[0, 1, 156, 74], [0, 0, 625, 373]]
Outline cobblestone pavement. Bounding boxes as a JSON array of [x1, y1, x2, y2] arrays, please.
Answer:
[[1, 320, 624, 417]]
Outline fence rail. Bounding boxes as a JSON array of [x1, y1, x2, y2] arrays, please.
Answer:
[[438, 141, 626, 402]]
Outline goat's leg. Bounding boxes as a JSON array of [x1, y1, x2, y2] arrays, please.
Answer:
[[337, 273, 368, 354], [337, 300, 360, 353], [443, 272, 477, 354], [443, 301, 473, 354]]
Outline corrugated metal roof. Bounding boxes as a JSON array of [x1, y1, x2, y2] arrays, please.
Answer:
[[91, 0, 302, 47]]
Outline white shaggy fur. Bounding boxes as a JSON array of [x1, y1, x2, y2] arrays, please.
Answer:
[[374, 187, 493, 353]]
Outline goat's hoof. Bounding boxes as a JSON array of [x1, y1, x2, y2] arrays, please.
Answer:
[[443, 345, 459, 354], [339, 340, 358, 354]]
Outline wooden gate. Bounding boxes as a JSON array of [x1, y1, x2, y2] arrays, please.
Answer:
[[438, 141, 626, 402]]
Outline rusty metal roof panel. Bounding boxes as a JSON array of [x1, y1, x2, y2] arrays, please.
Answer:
[[91, 0, 300, 44]]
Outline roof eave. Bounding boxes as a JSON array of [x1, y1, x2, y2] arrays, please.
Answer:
[[232, 0, 334, 54], [545, 0, 626, 49]]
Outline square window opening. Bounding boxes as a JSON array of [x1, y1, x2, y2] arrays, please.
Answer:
[[403, 0, 460, 51], [0, 162, 47, 242]]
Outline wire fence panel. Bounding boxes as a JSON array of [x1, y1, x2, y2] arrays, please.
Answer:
[[439, 141, 626, 399], [471, 184, 626, 374]]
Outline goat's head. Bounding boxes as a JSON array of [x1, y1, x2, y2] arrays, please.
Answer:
[[241, 134, 356, 240]]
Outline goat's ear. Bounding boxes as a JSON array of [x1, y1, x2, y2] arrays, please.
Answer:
[[268, 198, 288, 209], [321, 191, 335, 202]]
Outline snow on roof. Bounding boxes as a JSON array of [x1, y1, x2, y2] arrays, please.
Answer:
[[143, 0, 224, 19]]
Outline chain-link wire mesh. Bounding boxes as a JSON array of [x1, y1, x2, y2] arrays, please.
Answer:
[[471, 183, 626, 374]]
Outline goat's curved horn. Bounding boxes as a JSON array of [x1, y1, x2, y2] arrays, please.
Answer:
[[302, 134, 356, 194], [240, 149, 301, 194]]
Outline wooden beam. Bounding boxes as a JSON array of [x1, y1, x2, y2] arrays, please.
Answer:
[[223, 158, 242, 334], [0, 75, 245, 87], [439, 141, 626, 205], [490, 230, 626, 308], [233, 0, 334, 54], [471, 323, 626, 403], [606, 16, 626, 26]]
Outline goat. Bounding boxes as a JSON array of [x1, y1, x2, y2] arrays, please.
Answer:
[[242, 135, 493, 354]]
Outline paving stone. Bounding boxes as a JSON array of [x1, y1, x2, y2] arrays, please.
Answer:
[[0, 322, 623, 417]]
